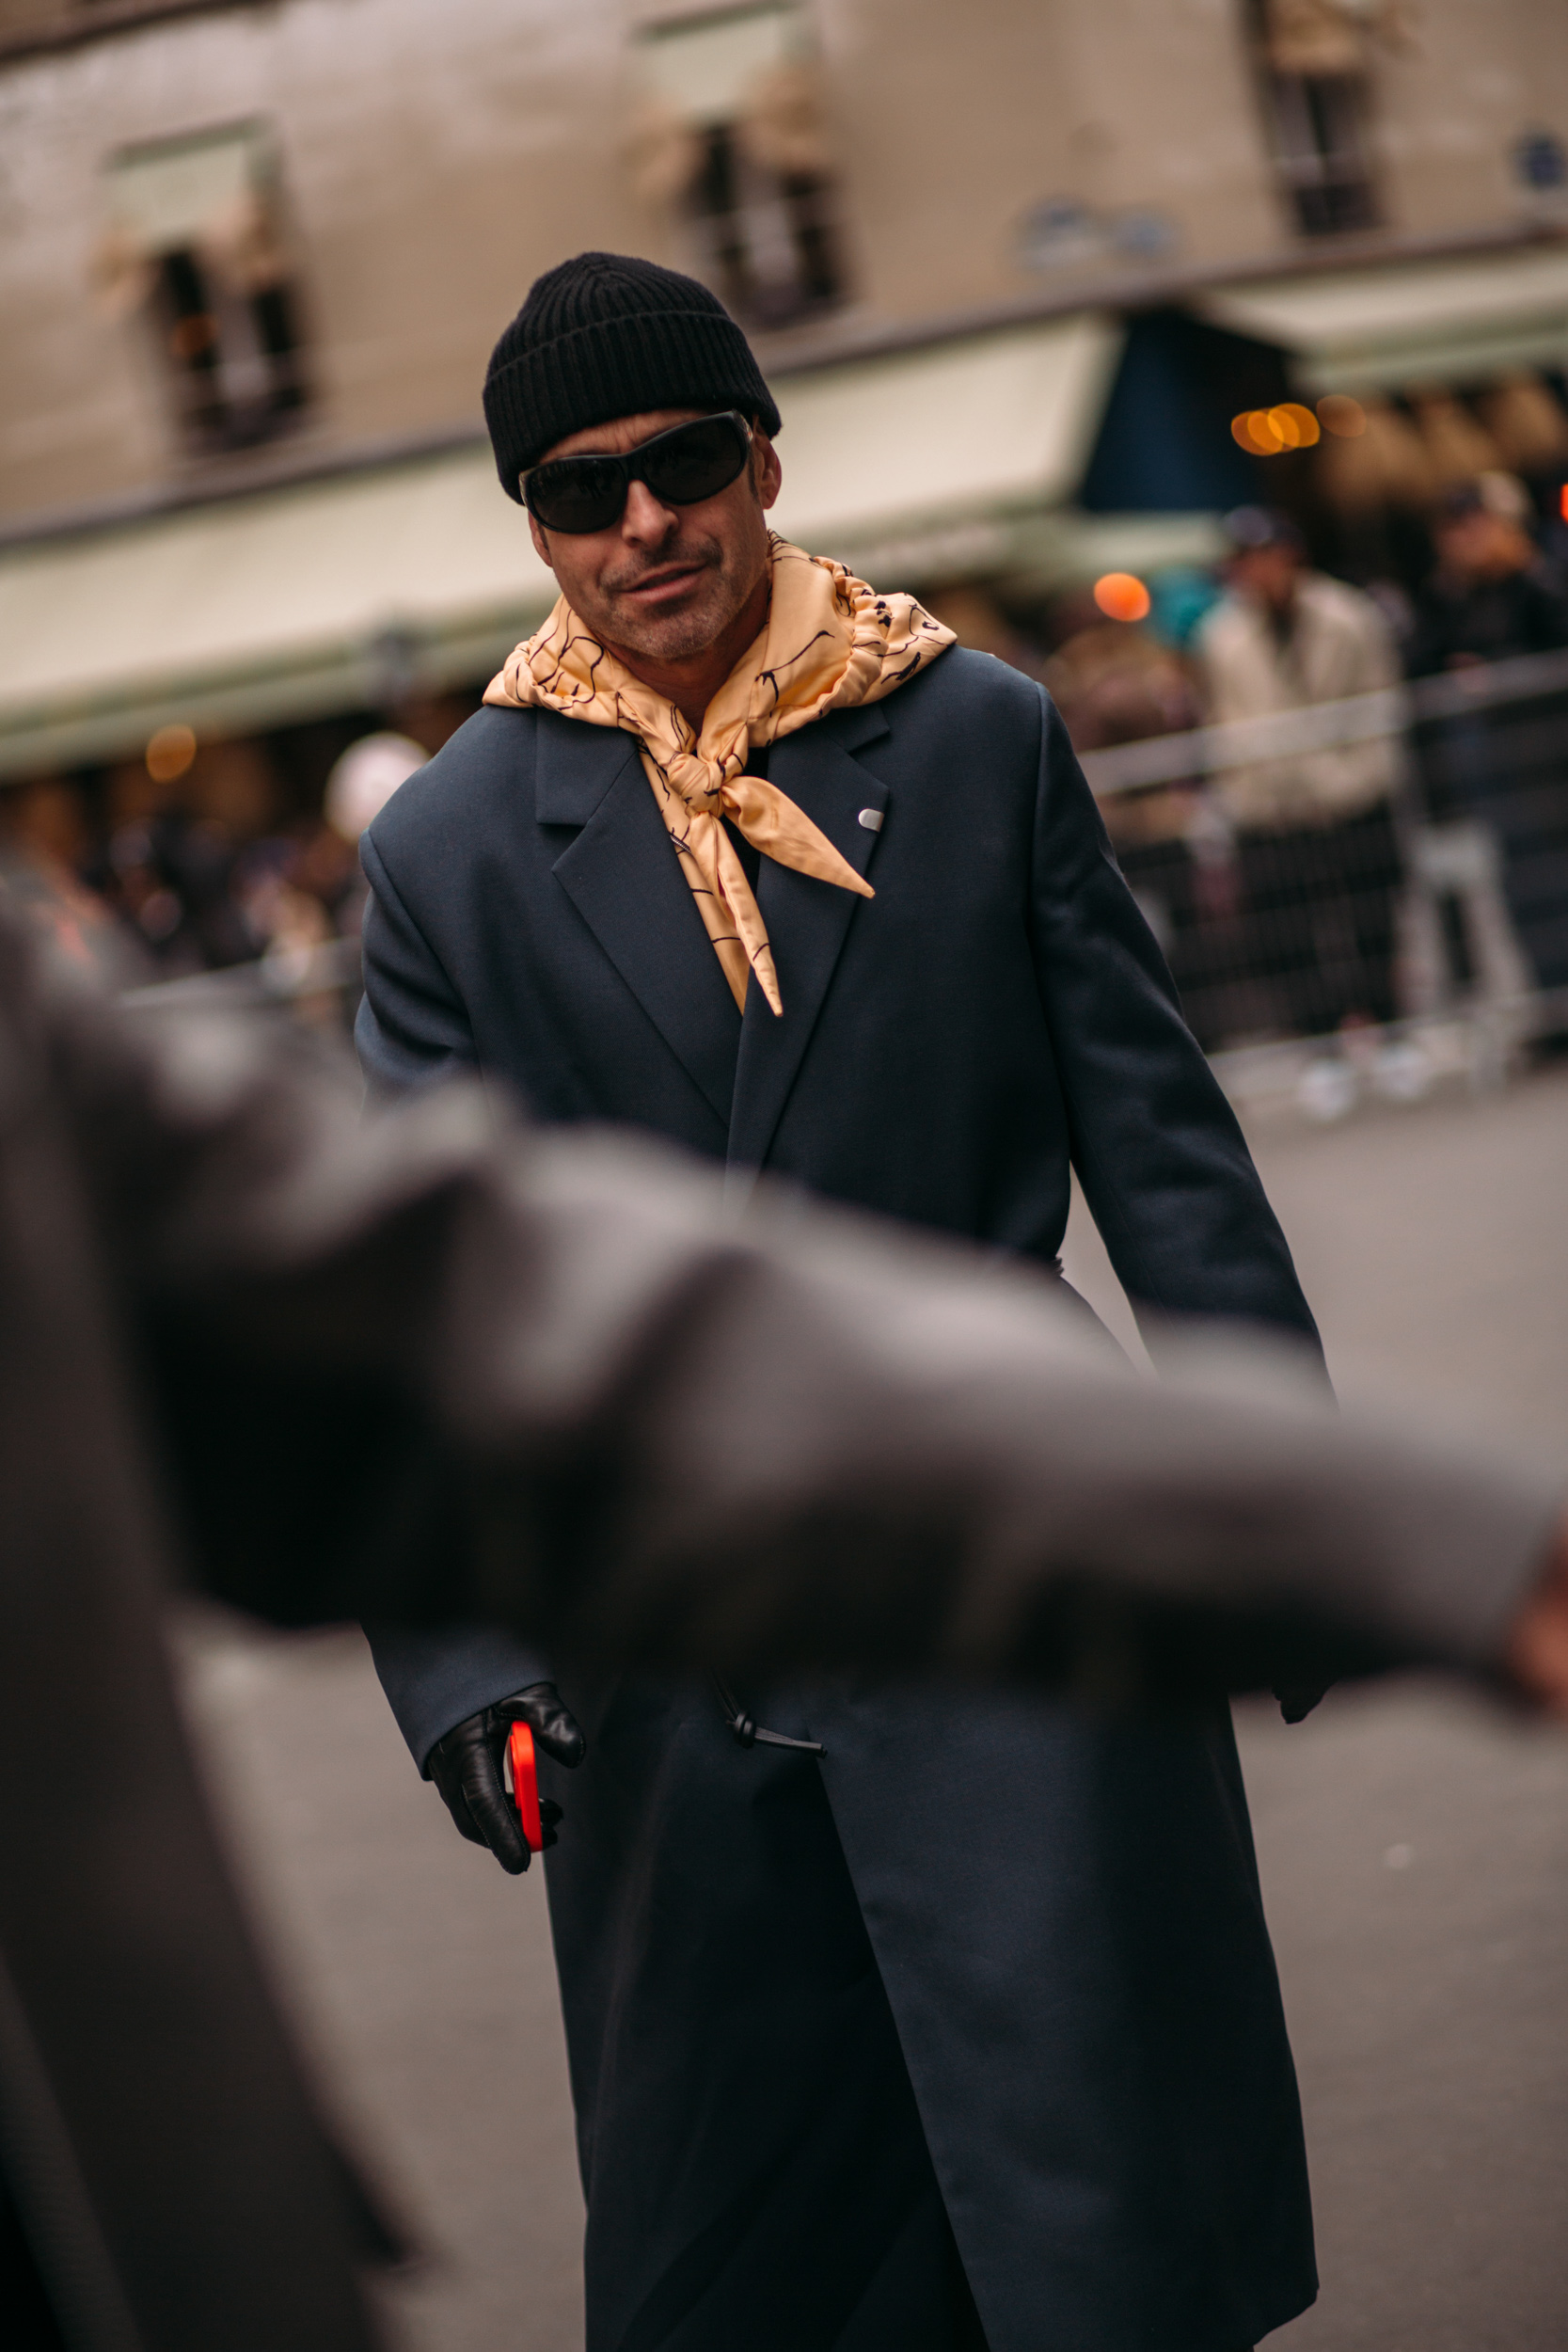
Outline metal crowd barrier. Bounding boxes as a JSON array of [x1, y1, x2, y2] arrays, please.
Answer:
[[121, 934, 363, 1018], [1078, 644, 1568, 1121], [120, 645, 1568, 1126]]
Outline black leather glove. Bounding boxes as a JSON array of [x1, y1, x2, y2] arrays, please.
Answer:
[[427, 1682, 586, 1875]]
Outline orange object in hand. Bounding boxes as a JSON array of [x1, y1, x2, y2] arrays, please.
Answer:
[[505, 1721, 545, 1852]]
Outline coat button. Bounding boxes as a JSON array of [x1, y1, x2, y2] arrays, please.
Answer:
[[858, 807, 884, 832]]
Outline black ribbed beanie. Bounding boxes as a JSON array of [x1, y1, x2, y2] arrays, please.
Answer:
[[483, 252, 783, 500]]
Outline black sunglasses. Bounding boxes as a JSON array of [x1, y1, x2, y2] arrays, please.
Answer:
[[521, 410, 754, 534]]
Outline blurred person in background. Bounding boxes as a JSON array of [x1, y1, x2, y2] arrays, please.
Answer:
[[1409, 472, 1568, 676], [9, 895, 1568, 2350], [87, 742, 266, 977], [356, 252, 1329, 2352], [1408, 476, 1568, 996], [0, 777, 125, 980], [1196, 508, 1408, 1097], [1042, 592, 1249, 1052], [315, 727, 429, 940], [1044, 590, 1200, 754], [222, 732, 431, 1021]]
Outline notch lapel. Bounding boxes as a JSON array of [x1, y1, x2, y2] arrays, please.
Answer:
[[728, 707, 891, 1172], [546, 720, 741, 1124]]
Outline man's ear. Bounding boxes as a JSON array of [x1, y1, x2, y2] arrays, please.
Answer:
[[753, 432, 782, 513], [527, 510, 556, 572]]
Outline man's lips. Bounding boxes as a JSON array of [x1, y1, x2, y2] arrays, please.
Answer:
[[615, 562, 708, 606]]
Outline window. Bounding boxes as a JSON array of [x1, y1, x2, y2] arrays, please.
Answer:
[[99, 122, 309, 453], [1247, 0, 1386, 238], [630, 5, 844, 329]]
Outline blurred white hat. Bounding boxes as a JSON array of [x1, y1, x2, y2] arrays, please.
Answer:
[[324, 731, 428, 842], [1474, 469, 1533, 525]]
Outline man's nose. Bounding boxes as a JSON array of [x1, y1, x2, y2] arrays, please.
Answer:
[[620, 479, 679, 546]]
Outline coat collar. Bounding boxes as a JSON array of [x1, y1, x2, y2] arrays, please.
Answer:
[[533, 707, 635, 828], [544, 718, 742, 1124], [537, 701, 894, 1149]]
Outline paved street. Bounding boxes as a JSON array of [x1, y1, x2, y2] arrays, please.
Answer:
[[179, 1067, 1568, 2352]]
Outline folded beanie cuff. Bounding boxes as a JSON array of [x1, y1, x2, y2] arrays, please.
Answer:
[[483, 269, 782, 499]]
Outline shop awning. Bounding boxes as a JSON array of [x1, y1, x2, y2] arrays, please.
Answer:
[[770, 311, 1123, 569], [0, 310, 1122, 779], [0, 442, 559, 778], [1195, 244, 1568, 394]]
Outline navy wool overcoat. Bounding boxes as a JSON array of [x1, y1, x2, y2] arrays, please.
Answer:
[[359, 648, 1321, 2352]]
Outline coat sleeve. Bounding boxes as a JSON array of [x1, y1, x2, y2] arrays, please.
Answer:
[[355, 830, 479, 1102], [1027, 690, 1323, 1350], [32, 925, 1553, 1703], [352, 828, 551, 1755], [361, 1620, 553, 1771]]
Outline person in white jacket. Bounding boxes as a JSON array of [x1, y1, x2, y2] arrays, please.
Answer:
[[1196, 506, 1405, 1047]]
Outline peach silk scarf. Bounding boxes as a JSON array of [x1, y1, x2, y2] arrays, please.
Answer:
[[483, 535, 954, 1014]]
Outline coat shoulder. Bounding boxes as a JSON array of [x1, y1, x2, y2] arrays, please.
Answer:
[[880, 643, 1045, 751], [367, 705, 537, 874]]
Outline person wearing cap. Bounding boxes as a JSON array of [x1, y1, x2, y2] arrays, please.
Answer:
[[1410, 473, 1568, 680], [1407, 475, 1568, 993], [356, 254, 1327, 2352], [1194, 507, 1407, 1064]]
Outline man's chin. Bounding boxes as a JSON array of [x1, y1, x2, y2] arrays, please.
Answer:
[[605, 596, 728, 664]]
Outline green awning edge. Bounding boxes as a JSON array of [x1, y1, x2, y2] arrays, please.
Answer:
[[0, 597, 554, 782]]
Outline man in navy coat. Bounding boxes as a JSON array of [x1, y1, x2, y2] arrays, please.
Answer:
[[357, 253, 1323, 2352]]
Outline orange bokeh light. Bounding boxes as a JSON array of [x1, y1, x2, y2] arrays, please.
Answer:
[[1093, 571, 1151, 624], [1560, 482, 1568, 524], [1318, 394, 1367, 437], [145, 723, 198, 783], [1232, 404, 1322, 455], [1272, 403, 1321, 449]]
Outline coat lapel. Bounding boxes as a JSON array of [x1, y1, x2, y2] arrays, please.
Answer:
[[545, 715, 741, 1124], [728, 706, 892, 1172]]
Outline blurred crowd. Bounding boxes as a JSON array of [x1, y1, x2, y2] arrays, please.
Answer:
[[929, 436, 1568, 1078], [6, 434, 1568, 1073], [0, 700, 474, 996]]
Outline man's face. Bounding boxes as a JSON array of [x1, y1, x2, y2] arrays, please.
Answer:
[[1433, 509, 1494, 584], [526, 407, 782, 662], [1434, 507, 1529, 587], [1230, 543, 1302, 614]]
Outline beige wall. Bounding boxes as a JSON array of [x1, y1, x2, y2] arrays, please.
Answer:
[[820, 0, 1282, 322], [1373, 0, 1568, 236], [0, 0, 1562, 525], [0, 0, 649, 513]]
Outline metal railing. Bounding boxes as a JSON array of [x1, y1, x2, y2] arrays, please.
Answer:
[[119, 647, 1568, 1125], [121, 935, 362, 1017], [1079, 644, 1568, 1120]]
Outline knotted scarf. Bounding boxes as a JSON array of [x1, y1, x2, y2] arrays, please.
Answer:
[[484, 535, 954, 1014]]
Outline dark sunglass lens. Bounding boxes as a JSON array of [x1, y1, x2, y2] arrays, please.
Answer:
[[642, 417, 747, 506], [527, 454, 626, 533]]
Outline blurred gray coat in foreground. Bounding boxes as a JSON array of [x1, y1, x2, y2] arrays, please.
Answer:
[[0, 910, 1555, 2350]]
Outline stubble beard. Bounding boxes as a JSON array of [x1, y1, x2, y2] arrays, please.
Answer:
[[590, 532, 762, 666]]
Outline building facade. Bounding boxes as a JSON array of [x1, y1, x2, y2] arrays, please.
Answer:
[[0, 0, 1564, 520], [0, 0, 1564, 874]]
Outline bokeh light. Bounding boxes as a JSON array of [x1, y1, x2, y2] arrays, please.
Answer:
[[1232, 405, 1321, 455], [1231, 409, 1282, 454], [1317, 394, 1368, 437], [1093, 571, 1151, 623], [145, 722, 198, 783], [1560, 482, 1568, 524], [1271, 403, 1320, 449]]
